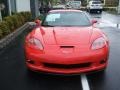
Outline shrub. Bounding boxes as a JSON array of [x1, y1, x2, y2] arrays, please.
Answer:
[[0, 12, 32, 39], [0, 29, 3, 39], [26, 12, 32, 21], [103, 7, 117, 14], [0, 21, 11, 36], [16, 13, 25, 24], [10, 15, 21, 29], [3, 16, 15, 31], [20, 12, 32, 22]]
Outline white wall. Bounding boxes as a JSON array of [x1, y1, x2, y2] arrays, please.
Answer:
[[16, 0, 31, 12]]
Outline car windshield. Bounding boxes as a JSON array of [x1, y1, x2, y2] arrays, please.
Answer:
[[92, 1, 101, 4], [42, 11, 91, 27]]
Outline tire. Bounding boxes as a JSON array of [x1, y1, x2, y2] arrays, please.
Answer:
[[97, 68, 106, 75], [99, 69, 106, 73], [27, 68, 33, 74], [99, 10, 102, 14], [86, 9, 88, 12], [89, 9, 91, 13]]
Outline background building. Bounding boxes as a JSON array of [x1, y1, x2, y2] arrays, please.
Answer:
[[0, 0, 40, 20]]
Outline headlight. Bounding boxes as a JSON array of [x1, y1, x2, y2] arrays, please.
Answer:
[[91, 37, 106, 50], [27, 37, 43, 50]]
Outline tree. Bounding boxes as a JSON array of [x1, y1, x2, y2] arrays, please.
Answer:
[[0, 0, 4, 3], [43, 0, 58, 5], [105, 0, 118, 6]]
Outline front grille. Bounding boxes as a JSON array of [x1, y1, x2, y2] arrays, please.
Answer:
[[43, 63, 91, 69]]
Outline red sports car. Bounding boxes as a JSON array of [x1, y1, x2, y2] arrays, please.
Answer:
[[24, 10, 109, 75]]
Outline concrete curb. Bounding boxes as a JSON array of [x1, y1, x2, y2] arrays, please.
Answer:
[[0, 22, 36, 50]]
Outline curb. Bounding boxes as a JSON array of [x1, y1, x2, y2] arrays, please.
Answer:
[[0, 22, 36, 50]]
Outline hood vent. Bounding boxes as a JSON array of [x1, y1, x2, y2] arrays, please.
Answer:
[[60, 46, 74, 48]]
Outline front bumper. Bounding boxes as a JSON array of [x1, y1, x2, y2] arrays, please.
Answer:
[[25, 46, 109, 75], [90, 7, 103, 10], [89, 8, 103, 11], [26, 62, 107, 75]]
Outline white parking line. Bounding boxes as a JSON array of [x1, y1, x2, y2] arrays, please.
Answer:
[[81, 74, 90, 90]]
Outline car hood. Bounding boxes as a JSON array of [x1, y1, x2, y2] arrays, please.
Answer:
[[38, 27, 93, 45]]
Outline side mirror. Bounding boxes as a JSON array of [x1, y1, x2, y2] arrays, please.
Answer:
[[35, 19, 41, 26], [91, 19, 97, 25]]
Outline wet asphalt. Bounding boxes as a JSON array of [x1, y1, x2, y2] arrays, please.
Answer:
[[0, 12, 120, 90]]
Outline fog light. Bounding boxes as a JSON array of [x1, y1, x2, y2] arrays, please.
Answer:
[[27, 60, 34, 64], [100, 60, 106, 64]]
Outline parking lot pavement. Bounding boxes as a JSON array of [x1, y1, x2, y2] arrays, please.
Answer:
[[0, 30, 83, 90], [0, 12, 120, 90], [89, 12, 120, 28], [87, 27, 120, 90], [87, 12, 120, 90]]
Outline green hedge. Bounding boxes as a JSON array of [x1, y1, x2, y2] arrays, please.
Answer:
[[0, 12, 32, 39], [0, 21, 10, 36], [0, 28, 3, 38], [103, 7, 117, 14]]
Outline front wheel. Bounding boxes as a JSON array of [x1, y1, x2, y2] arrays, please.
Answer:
[[97, 67, 107, 75]]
